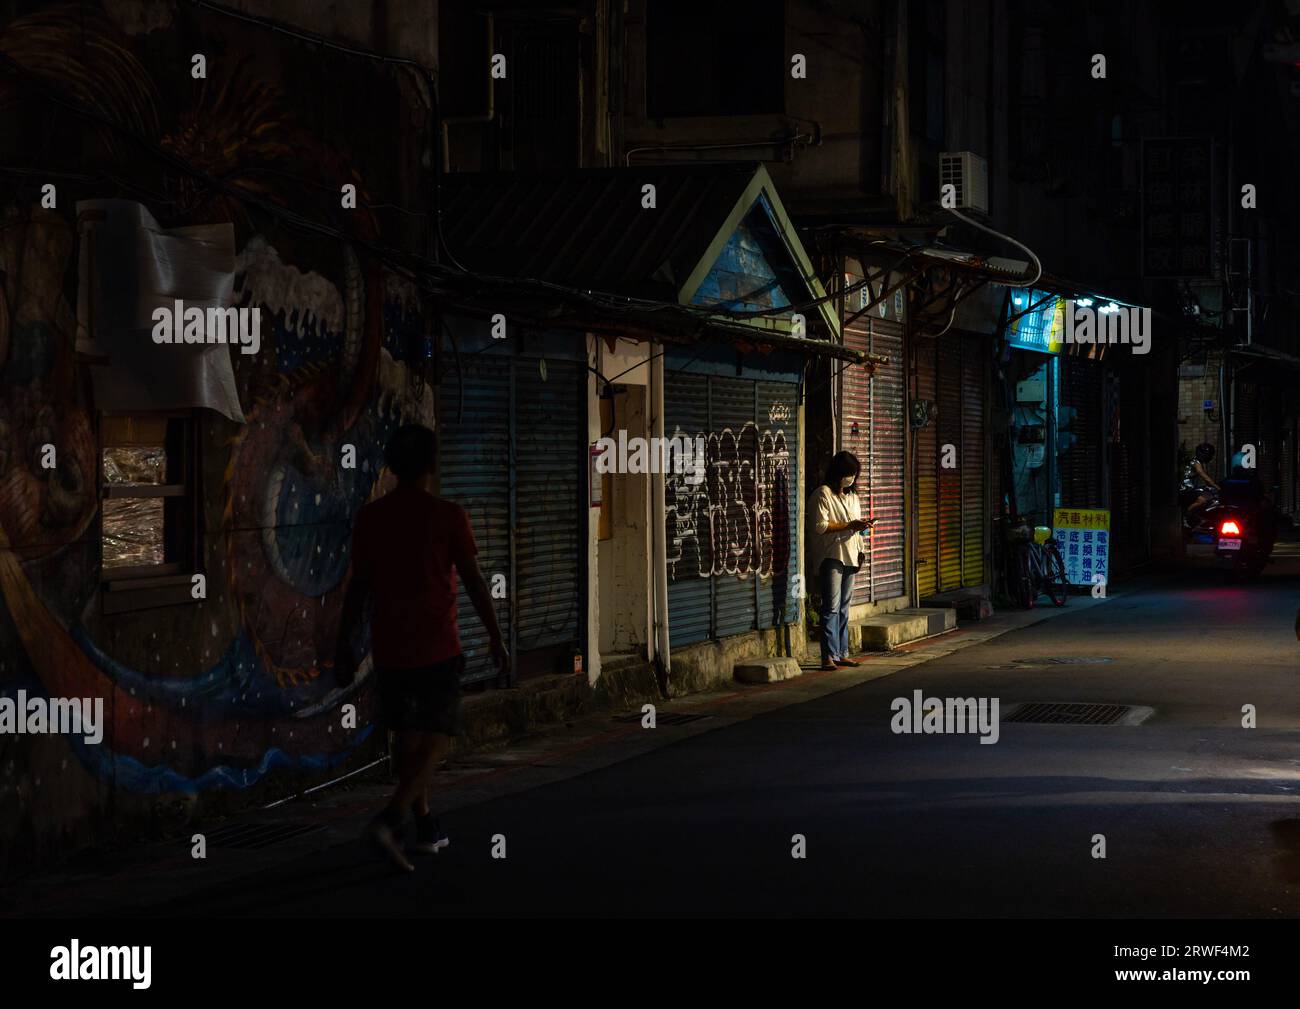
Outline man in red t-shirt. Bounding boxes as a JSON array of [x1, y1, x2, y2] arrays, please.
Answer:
[[335, 424, 509, 871]]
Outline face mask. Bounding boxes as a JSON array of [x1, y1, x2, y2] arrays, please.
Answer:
[[840, 476, 855, 491]]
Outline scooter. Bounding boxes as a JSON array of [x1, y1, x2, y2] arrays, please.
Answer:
[[1180, 486, 1275, 580], [1209, 496, 1275, 581]]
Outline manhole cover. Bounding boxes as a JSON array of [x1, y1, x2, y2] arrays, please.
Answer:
[[1004, 702, 1150, 725], [198, 821, 326, 850], [613, 711, 712, 726]]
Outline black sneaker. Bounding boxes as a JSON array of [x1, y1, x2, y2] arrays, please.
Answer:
[[409, 813, 450, 855]]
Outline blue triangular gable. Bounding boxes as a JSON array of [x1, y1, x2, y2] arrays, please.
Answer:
[[690, 194, 805, 314]]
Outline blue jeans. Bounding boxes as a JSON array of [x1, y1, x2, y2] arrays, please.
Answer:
[[818, 558, 857, 663]]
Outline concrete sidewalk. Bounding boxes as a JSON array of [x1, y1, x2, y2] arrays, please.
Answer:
[[1, 588, 1121, 918]]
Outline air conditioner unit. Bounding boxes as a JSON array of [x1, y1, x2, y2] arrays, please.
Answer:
[[939, 151, 989, 215]]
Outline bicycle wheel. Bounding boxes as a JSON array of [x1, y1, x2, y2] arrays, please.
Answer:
[[1043, 542, 1068, 606], [1012, 542, 1035, 609]]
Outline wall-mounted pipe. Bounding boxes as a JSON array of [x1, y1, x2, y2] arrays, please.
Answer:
[[649, 346, 671, 688], [624, 132, 815, 167]]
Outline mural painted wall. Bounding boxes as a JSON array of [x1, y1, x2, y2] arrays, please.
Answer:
[[0, 2, 434, 871]]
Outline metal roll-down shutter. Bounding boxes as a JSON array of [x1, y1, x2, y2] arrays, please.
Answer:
[[440, 346, 583, 684], [665, 365, 801, 645], [438, 355, 512, 685], [936, 338, 963, 591], [960, 333, 986, 587], [913, 336, 938, 600], [843, 319, 906, 604], [514, 358, 582, 660]]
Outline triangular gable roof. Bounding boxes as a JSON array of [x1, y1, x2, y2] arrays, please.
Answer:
[[676, 164, 838, 338], [440, 164, 839, 340]]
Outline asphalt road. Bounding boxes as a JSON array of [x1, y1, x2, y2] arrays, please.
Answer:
[[139, 552, 1300, 918]]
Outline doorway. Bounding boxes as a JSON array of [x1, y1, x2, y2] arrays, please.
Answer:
[[597, 385, 651, 659]]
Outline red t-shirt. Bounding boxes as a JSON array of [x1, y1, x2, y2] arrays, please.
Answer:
[[350, 486, 477, 669]]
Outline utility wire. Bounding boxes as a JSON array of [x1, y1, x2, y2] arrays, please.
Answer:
[[945, 206, 1043, 289]]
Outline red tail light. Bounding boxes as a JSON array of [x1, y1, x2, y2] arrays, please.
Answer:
[[1220, 519, 1242, 536]]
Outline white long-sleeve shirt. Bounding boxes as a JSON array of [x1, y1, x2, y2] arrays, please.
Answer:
[[810, 484, 864, 569]]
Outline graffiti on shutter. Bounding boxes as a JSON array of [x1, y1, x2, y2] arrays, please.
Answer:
[[757, 382, 799, 627], [711, 378, 760, 638], [665, 373, 712, 645], [666, 371, 800, 643]]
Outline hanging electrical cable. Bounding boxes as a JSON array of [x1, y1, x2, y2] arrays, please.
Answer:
[[945, 206, 1043, 289]]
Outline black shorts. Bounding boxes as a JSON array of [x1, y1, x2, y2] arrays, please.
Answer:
[[376, 655, 465, 735]]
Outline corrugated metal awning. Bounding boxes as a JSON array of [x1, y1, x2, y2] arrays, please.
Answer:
[[1226, 343, 1300, 385], [438, 163, 843, 341]]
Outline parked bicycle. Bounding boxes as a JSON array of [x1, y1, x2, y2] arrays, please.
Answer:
[[1006, 516, 1068, 609]]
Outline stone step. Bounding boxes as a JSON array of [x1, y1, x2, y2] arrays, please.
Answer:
[[857, 607, 957, 651], [599, 653, 648, 674], [920, 585, 994, 621], [733, 657, 803, 684]]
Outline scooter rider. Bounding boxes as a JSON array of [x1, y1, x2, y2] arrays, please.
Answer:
[[1182, 442, 1220, 522]]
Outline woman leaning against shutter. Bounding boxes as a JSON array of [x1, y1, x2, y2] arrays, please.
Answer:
[[810, 452, 876, 671]]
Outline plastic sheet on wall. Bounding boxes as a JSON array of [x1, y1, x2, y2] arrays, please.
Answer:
[[74, 199, 246, 422]]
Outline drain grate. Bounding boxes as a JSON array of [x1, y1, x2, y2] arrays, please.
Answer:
[[989, 656, 1114, 669], [613, 711, 712, 726], [198, 820, 326, 851], [1004, 702, 1140, 725]]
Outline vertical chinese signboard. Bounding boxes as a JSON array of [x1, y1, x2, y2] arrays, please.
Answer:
[[1141, 138, 1215, 278], [1053, 508, 1110, 588]]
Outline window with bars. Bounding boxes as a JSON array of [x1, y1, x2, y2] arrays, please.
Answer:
[[100, 413, 200, 585]]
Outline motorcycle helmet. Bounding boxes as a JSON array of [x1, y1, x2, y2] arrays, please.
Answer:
[[1195, 442, 1215, 464]]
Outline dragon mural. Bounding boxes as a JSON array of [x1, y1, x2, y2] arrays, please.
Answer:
[[0, 3, 431, 808]]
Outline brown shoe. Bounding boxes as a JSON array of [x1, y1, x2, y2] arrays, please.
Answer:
[[818, 662, 837, 671], [833, 657, 862, 667]]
